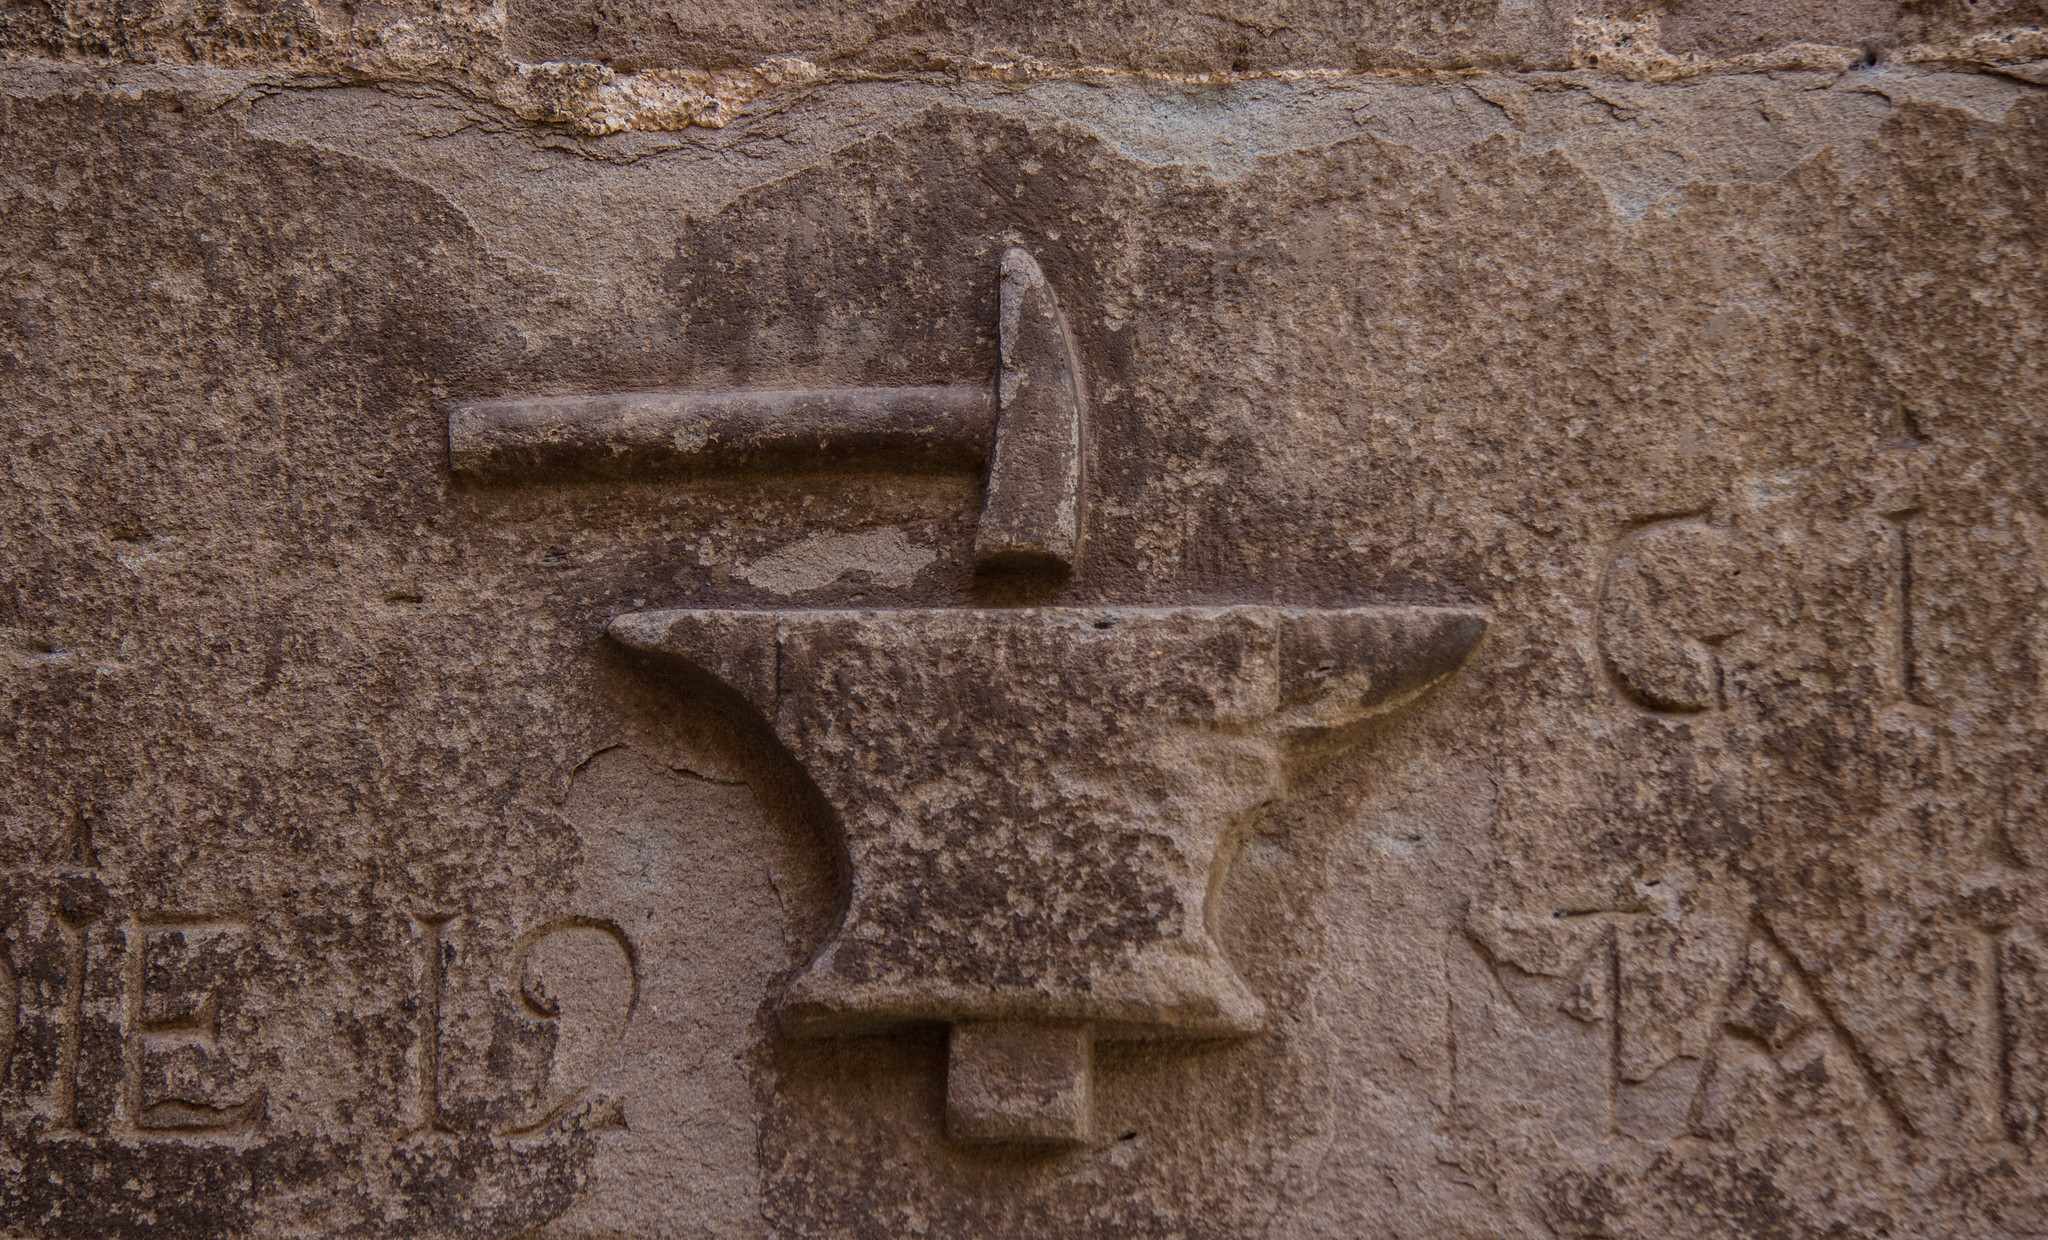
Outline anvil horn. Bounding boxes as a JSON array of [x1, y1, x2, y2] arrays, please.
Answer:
[[607, 609, 781, 720], [1270, 606, 1490, 743]]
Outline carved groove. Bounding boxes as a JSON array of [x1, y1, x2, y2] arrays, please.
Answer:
[[408, 913, 455, 1139], [1882, 507, 1927, 708], [0, 938, 14, 1092], [1596, 513, 1730, 714], [53, 908, 91, 1133]]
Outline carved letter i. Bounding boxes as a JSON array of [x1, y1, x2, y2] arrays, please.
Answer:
[[409, 914, 455, 1137], [53, 910, 92, 1133]]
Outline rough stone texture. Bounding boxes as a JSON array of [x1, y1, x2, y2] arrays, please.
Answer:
[[3, 1, 2048, 1236], [945, 1021, 1092, 1146], [3, 0, 2044, 74]]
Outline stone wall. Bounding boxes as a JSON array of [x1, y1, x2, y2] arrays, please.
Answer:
[[2, 2, 2045, 1235]]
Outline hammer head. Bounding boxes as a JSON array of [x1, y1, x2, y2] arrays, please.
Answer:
[[974, 248, 1089, 576]]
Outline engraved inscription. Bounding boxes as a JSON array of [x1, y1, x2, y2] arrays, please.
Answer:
[[1995, 926, 2047, 1145], [59, 808, 99, 870], [499, 917, 639, 1138], [1882, 506, 1928, 709], [1553, 917, 1636, 1138], [1987, 927, 2016, 1143], [123, 914, 264, 1136], [1696, 917, 1917, 1142], [1597, 516, 1748, 713], [407, 913, 455, 1138], [1458, 906, 1932, 1149], [397, 910, 646, 1141], [2030, 504, 2048, 705], [0, 935, 15, 1088], [52, 906, 93, 1133], [1594, 490, 1970, 717]]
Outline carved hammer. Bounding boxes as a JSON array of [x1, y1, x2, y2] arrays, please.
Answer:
[[447, 248, 1089, 575]]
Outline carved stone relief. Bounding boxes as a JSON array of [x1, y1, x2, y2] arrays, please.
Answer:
[[454, 249, 1488, 1145], [6, 26, 2047, 1235]]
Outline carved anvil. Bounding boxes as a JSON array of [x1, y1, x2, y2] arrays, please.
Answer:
[[609, 604, 1484, 1144], [451, 246, 1488, 1146]]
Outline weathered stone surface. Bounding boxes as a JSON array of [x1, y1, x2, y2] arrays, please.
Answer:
[[8, 0, 2039, 75], [3, 1, 2048, 1234]]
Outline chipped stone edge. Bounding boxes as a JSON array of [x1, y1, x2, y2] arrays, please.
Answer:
[[1569, 16, 2048, 84], [3, 17, 2045, 136], [505, 22, 2048, 136]]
